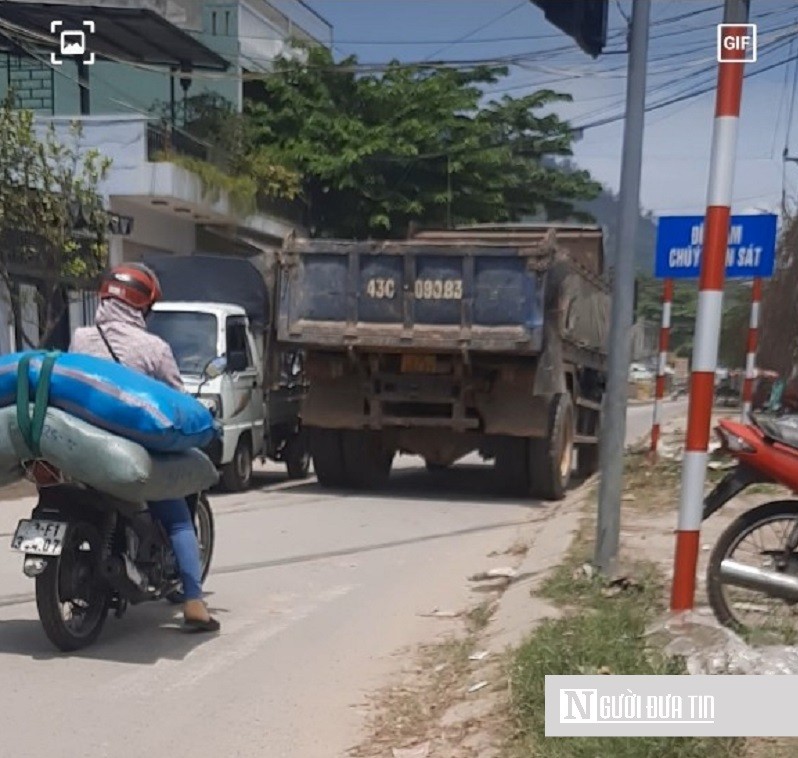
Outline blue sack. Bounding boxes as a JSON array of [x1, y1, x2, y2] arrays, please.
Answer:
[[0, 352, 216, 453]]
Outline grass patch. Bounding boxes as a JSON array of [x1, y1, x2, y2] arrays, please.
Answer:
[[745, 483, 790, 497], [620, 452, 727, 513], [506, 586, 743, 758], [506, 469, 743, 757]]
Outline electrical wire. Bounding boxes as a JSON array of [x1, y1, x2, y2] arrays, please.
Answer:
[[421, 1, 529, 62], [572, 24, 798, 133]]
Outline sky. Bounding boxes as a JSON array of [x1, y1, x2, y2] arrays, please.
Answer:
[[303, 0, 798, 218]]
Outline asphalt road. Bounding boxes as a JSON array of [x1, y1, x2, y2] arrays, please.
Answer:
[[0, 399, 687, 758]]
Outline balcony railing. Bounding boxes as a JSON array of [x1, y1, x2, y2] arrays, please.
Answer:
[[146, 122, 217, 164], [146, 121, 304, 225]]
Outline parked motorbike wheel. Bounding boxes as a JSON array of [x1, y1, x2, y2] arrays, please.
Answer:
[[707, 500, 798, 641], [35, 521, 110, 652], [166, 493, 215, 604]]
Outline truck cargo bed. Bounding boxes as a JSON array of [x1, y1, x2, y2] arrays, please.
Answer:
[[278, 227, 609, 360]]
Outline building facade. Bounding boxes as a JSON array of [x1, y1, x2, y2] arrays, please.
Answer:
[[0, 0, 332, 348]]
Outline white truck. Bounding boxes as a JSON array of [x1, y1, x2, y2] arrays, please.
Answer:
[[145, 254, 309, 491]]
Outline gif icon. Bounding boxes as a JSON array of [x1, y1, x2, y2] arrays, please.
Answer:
[[717, 24, 757, 63]]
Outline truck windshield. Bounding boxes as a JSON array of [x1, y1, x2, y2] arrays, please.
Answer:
[[146, 311, 219, 376]]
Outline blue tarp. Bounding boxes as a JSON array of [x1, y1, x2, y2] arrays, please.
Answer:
[[0, 352, 216, 453]]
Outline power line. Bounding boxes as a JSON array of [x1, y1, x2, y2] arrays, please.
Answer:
[[573, 25, 798, 133], [421, 1, 532, 62]]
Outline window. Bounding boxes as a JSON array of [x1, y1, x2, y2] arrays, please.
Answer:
[[147, 311, 218, 376], [226, 316, 252, 369], [225, 11, 231, 35], [211, 11, 217, 35]]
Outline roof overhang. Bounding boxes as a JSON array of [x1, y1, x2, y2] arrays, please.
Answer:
[[0, 2, 229, 71]]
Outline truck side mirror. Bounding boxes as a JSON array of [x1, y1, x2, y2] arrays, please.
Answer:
[[204, 357, 227, 380], [228, 350, 248, 373]]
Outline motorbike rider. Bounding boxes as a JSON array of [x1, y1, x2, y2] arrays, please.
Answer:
[[70, 262, 220, 633]]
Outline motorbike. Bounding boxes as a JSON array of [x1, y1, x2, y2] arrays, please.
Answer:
[[703, 411, 798, 639], [9, 359, 222, 652]]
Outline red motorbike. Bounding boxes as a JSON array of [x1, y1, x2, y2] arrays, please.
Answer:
[[704, 413, 798, 638]]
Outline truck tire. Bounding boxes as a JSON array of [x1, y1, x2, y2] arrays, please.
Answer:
[[221, 436, 253, 492], [529, 393, 575, 501], [285, 429, 311, 480], [310, 428, 349, 488], [342, 430, 393, 489], [494, 438, 529, 496]]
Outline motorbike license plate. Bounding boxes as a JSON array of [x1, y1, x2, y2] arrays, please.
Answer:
[[10, 520, 68, 556], [401, 354, 437, 373]]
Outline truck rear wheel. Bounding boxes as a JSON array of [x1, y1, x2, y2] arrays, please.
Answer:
[[342, 430, 393, 489], [529, 393, 575, 501], [310, 429, 349, 487], [221, 436, 253, 492]]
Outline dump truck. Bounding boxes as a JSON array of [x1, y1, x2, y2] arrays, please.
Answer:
[[145, 254, 309, 492], [276, 225, 609, 499]]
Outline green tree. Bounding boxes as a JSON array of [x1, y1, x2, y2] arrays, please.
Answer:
[[719, 281, 752, 368], [636, 274, 758, 368], [635, 276, 698, 358], [0, 97, 111, 347], [243, 46, 601, 237], [759, 212, 798, 376]]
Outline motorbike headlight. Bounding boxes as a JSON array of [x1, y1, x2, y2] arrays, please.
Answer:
[[198, 395, 221, 418], [716, 426, 755, 454]]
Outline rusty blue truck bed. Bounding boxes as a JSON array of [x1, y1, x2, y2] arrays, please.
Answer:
[[277, 226, 609, 364]]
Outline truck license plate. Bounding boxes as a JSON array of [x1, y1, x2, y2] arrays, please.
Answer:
[[10, 520, 68, 556], [401, 354, 437, 373]]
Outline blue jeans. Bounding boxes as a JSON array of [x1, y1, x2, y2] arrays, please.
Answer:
[[147, 498, 203, 601]]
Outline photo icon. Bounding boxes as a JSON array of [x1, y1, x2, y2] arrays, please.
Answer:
[[50, 20, 95, 65], [59, 30, 85, 56]]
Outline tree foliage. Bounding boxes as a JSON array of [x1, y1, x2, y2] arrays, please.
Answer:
[[759, 212, 798, 375], [0, 97, 110, 347], [636, 275, 753, 367], [243, 46, 601, 237], [151, 93, 301, 205]]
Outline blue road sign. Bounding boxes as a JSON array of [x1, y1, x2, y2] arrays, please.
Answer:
[[654, 214, 777, 279]]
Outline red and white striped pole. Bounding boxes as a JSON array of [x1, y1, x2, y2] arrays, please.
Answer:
[[670, 16, 749, 612], [740, 277, 762, 421], [651, 278, 674, 454]]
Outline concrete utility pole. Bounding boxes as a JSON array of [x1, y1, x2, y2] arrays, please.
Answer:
[[594, 0, 651, 574]]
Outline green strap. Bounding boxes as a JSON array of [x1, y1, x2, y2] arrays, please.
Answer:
[[16, 351, 59, 457]]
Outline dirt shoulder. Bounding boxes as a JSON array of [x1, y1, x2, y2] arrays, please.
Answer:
[[350, 413, 798, 758]]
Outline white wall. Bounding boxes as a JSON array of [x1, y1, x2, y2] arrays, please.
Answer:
[[111, 199, 196, 256], [35, 115, 149, 203]]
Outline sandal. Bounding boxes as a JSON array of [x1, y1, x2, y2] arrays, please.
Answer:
[[182, 616, 221, 633]]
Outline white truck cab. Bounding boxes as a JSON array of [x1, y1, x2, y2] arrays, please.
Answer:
[[149, 302, 265, 490], [144, 254, 309, 492]]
